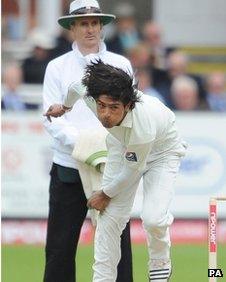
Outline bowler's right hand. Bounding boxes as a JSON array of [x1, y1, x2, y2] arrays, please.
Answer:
[[43, 104, 70, 122]]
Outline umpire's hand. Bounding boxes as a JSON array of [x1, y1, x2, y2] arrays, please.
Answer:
[[44, 104, 71, 122], [87, 190, 111, 212]]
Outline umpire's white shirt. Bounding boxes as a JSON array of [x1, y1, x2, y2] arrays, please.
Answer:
[[64, 84, 187, 198], [43, 42, 133, 168]]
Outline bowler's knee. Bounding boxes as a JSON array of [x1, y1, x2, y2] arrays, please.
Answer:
[[142, 211, 171, 231]]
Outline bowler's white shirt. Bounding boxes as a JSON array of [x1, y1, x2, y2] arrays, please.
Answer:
[[64, 84, 186, 197], [43, 42, 133, 168]]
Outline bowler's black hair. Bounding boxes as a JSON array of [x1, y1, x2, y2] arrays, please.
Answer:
[[82, 59, 140, 109]]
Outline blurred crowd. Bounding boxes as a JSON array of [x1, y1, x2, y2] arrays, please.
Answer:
[[2, 2, 226, 112]]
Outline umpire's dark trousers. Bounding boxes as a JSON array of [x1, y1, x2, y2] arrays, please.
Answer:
[[43, 163, 133, 282]]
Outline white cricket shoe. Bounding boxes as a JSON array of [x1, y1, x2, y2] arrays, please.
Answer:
[[149, 259, 172, 281]]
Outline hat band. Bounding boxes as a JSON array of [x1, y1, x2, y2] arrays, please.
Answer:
[[70, 6, 102, 15]]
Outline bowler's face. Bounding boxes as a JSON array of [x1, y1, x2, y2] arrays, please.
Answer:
[[71, 17, 102, 49], [96, 95, 130, 128]]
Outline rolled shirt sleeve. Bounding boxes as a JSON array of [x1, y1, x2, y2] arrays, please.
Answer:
[[64, 81, 98, 115], [63, 81, 87, 108]]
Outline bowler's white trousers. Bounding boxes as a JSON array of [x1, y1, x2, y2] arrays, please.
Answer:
[[93, 142, 183, 281]]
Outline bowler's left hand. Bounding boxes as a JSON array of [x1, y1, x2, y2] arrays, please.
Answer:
[[87, 190, 111, 212]]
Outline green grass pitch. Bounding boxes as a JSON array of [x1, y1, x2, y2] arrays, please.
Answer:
[[2, 243, 226, 281]]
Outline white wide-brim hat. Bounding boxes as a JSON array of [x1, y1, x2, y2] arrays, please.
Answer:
[[58, 0, 116, 30]]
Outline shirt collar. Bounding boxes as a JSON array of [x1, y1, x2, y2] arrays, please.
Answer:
[[119, 110, 132, 128], [72, 41, 106, 61]]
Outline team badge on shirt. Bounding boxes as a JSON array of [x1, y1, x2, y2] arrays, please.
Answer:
[[125, 152, 137, 162]]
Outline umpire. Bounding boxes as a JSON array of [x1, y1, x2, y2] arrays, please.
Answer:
[[42, 0, 133, 281]]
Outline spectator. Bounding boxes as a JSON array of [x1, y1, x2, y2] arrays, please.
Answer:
[[106, 2, 140, 55], [142, 21, 169, 69], [126, 42, 168, 95], [167, 51, 188, 77], [22, 29, 55, 84], [1, 63, 25, 111], [155, 50, 206, 108], [171, 76, 201, 111], [51, 30, 73, 58], [2, 63, 40, 111], [126, 42, 152, 68], [206, 72, 226, 112], [136, 67, 165, 103]]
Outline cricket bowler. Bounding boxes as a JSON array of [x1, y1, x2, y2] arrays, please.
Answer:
[[44, 60, 187, 282]]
